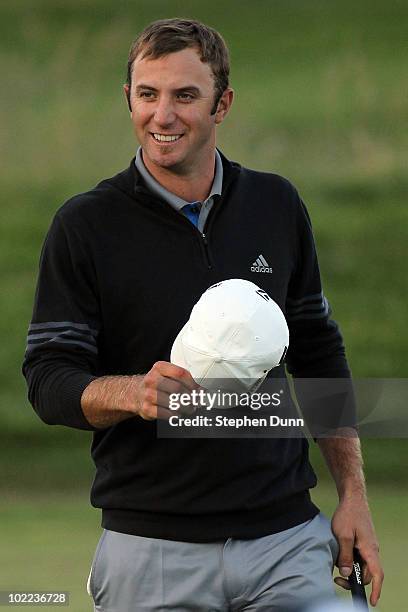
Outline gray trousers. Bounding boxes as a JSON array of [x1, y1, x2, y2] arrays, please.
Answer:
[[87, 513, 339, 611]]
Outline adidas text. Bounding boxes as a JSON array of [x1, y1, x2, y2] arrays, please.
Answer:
[[251, 265, 273, 274]]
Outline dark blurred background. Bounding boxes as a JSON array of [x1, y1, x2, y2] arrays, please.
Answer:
[[1, 0, 407, 609]]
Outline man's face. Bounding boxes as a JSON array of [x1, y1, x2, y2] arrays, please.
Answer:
[[124, 47, 232, 175]]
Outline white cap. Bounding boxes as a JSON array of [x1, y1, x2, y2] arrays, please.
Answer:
[[170, 279, 289, 392]]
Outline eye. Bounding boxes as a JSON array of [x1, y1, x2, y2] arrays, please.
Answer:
[[177, 92, 194, 101], [138, 91, 155, 99]]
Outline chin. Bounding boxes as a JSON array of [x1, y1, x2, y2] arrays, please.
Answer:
[[149, 151, 186, 171], [153, 158, 179, 170]]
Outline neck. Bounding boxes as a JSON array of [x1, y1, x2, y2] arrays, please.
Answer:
[[142, 151, 216, 202]]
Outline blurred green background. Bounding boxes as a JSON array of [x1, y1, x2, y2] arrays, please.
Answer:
[[1, 0, 407, 610]]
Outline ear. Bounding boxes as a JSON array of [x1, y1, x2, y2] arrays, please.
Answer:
[[214, 88, 234, 125], [123, 84, 132, 113]]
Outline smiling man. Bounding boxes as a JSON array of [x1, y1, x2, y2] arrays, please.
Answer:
[[23, 18, 383, 612], [124, 36, 233, 203]]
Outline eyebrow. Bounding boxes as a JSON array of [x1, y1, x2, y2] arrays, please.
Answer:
[[135, 84, 202, 95]]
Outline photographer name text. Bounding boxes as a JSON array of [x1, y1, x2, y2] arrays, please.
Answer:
[[168, 415, 304, 429]]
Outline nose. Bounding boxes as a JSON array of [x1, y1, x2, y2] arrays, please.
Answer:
[[153, 95, 176, 126]]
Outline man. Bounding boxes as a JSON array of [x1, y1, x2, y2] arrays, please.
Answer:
[[23, 18, 383, 611]]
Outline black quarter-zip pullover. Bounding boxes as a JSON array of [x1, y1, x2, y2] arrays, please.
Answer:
[[23, 152, 351, 541]]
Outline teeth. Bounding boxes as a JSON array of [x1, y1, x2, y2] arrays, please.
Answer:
[[153, 133, 182, 142]]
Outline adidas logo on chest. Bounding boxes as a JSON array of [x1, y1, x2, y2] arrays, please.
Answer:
[[251, 254, 273, 274]]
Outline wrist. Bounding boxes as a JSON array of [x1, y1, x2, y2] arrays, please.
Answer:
[[121, 375, 144, 414], [81, 375, 143, 428], [337, 478, 367, 503]]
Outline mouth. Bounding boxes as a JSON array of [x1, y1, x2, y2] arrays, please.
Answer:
[[150, 133, 184, 144]]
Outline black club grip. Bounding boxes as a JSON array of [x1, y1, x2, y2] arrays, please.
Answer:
[[349, 548, 369, 608]]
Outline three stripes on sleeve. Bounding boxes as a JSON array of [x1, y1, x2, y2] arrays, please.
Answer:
[[26, 321, 98, 355], [286, 291, 330, 322]]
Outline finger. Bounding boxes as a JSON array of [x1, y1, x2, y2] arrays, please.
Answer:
[[141, 376, 196, 419], [353, 548, 371, 585], [363, 564, 372, 586], [167, 396, 198, 416], [336, 535, 354, 578], [157, 376, 199, 398], [153, 389, 188, 418], [139, 387, 176, 420], [159, 387, 199, 415], [156, 389, 177, 411], [359, 547, 384, 605], [367, 562, 384, 607], [334, 577, 351, 590], [370, 571, 384, 607], [153, 361, 200, 391], [157, 378, 206, 415]]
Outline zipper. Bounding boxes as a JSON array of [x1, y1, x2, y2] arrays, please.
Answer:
[[135, 186, 213, 268], [201, 233, 212, 269], [133, 161, 241, 272]]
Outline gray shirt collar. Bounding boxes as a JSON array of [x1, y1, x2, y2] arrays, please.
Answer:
[[135, 147, 223, 211]]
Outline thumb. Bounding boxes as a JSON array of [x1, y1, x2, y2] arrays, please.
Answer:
[[337, 536, 354, 577]]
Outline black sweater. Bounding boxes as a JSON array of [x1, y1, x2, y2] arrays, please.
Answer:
[[23, 153, 351, 541]]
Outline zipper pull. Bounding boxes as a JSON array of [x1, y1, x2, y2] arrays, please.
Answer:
[[201, 233, 212, 269]]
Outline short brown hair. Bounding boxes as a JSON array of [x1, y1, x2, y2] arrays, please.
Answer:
[[126, 18, 230, 114]]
